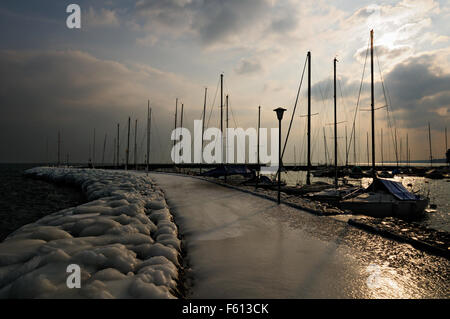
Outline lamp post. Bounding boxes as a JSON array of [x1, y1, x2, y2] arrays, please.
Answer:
[[274, 107, 287, 204]]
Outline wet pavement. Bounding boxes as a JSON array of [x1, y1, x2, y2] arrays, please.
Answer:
[[149, 173, 449, 299]]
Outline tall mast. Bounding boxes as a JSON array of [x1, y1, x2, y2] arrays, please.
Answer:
[[226, 95, 229, 163], [445, 127, 448, 166], [345, 125, 348, 167], [126, 117, 130, 170], [323, 127, 328, 166], [366, 132, 369, 167], [116, 123, 120, 167], [174, 98, 178, 164], [113, 137, 116, 167], [400, 137, 403, 165], [220, 74, 224, 164], [370, 29, 376, 178], [428, 122, 432, 167], [102, 133, 107, 166], [394, 127, 399, 167], [147, 101, 151, 173], [180, 103, 184, 129], [445, 127, 448, 151], [353, 123, 356, 165], [257, 106, 261, 168], [406, 133, 409, 167], [334, 57, 338, 187], [381, 128, 384, 167], [201, 88, 207, 172], [408, 148, 411, 166], [134, 119, 138, 169], [306, 51, 311, 185]]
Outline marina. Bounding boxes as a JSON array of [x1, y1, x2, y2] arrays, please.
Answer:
[[1, 0, 449, 303]]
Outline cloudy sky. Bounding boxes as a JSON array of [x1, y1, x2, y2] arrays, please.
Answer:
[[0, 0, 449, 164]]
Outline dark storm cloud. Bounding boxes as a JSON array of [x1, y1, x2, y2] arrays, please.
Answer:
[[135, 0, 274, 45], [0, 50, 183, 163], [384, 53, 450, 129]]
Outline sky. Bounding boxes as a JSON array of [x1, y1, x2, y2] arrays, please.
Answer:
[[0, 0, 449, 164]]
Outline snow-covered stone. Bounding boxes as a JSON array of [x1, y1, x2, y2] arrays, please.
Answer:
[[0, 167, 181, 299]]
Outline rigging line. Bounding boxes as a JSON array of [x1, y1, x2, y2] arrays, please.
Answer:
[[375, 47, 398, 161], [338, 77, 350, 162], [149, 111, 163, 163], [347, 37, 370, 160], [206, 77, 220, 129], [222, 76, 239, 128], [281, 54, 308, 159], [229, 97, 239, 128]]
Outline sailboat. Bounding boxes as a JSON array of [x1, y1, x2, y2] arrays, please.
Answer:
[[339, 30, 429, 218]]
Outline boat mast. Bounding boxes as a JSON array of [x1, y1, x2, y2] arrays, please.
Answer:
[[257, 106, 261, 170], [345, 125, 348, 167], [147, 101, 151, 174], [102, 133, 107, 166], [226, 95, 229, 164], [394, 127, 399, 167], [353, 124, 356, 165], [445, 127, 448, 151], [134, 119, 138, 169], [445, 127, 448, 166], [366, 132, 369, 167], [220, 73, 224, 164], [323, 127, 328, 166], [428, 122, 432, 167], [400, 137, 403, 165], [334, 57, 338, 187], [113, 137, 116, 167], [381, 128, 384, 167], [201, 88, 207, 173], [126, 117, 130, 170], [406, 133, 409, 167], [174, 98, 178, 165], [370, 29, 376, 178], [307, 51, 311, 185]]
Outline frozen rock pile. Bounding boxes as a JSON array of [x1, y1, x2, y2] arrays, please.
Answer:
[[0, 167, 182, 298]]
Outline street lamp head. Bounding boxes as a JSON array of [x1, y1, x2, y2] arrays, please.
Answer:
[[273, 107, 287, 121]]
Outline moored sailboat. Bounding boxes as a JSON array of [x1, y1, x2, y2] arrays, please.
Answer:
[[338, 30, 429, 218]]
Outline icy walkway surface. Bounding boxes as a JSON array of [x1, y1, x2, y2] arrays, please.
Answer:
[[0, 168, 181, 299], [149, 173, 450, 299]]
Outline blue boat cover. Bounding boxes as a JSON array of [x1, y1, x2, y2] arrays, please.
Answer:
[[200, 165, 254, 178], [371, 178, 418, 200]]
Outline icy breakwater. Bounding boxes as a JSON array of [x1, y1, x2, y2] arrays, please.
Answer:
[[0, 167, 182, 298]]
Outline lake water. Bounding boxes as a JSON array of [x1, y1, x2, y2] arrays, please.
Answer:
[[279, 170, 450, 232], [0, 164, 85, 241]]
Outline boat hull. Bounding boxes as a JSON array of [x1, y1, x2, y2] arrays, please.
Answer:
[[340, 195, 429, 218]]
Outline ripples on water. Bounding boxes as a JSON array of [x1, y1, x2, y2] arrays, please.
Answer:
[[280, 170, 450, 232], [0, 164, 85, 241]]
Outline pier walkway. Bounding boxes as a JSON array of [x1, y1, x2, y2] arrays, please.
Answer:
[[149, 173, 449, 298]]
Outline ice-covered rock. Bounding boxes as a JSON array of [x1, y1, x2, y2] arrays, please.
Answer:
[[0, 167, 181, 299]]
